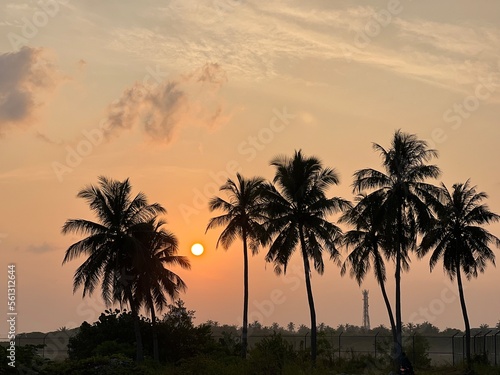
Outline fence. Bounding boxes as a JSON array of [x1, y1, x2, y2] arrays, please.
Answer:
[[2, 330, 500, 366], [0, 332, 74, 360], [236, 331, 500, 367], [451, 331, 500, 366]]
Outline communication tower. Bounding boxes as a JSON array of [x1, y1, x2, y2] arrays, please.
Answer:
[[362, 289, 370, 330]]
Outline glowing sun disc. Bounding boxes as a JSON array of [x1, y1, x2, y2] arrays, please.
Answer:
[[191, 243, 204, 256]]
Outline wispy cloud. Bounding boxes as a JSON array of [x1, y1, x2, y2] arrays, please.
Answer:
[[35, 131, 61, 144], [107, 2, 500, 98], [26, 242, 57, 254], [395, 19, 499, 57]]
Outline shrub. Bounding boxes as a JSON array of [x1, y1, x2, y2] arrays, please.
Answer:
[[41, 354, 146, 375], [248, 332, 296, 375]]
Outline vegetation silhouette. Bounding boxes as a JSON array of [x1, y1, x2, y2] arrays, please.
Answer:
[[262, 150, 351, 364], [418, 180, 500, 368], [352, 130, 441, 367], [206, 173, 268, 358], [132, 219, 190, 361], [340, 192, 397, 343], [61, 176, 186, 362]]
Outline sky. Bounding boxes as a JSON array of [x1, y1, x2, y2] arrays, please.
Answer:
[[1, 0, 500, 336]]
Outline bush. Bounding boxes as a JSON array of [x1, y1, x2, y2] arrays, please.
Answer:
[[0, 343, 49, 374], [67, 302, 220, 364], [41, 354, 145, 375], [68, 309, 146, 360], [157, 301, 217, 363], [404, 333, 431, 368], [248, 332, 296, 375]]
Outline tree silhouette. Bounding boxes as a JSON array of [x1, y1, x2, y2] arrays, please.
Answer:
[[418, 180, 500, 366], [353, 130, 440, 365], [62, 176, 165, 361], [133, 219, 190, 361], [340, 192, 396, 343], [263, 150, 350, 363], [206, 173, 268, 358]]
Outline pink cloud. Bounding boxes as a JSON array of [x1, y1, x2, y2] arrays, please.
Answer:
[[103, 62, 231, 143]]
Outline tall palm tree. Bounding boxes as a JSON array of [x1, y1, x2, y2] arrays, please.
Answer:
[[206, 173, 268, 358], [62, 176, 165, 362], [263, 150, 350, 363], [340, 192, 397, 343], [353, 130, 441, 363], [418, 180, 500, 365], [133, 219, 191, 362]]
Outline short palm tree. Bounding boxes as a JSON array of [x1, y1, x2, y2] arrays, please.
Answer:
[[263, 150, 350, 363], [206, 173, 268, 358], [418, 180, 500, 365], [133, 219, 191, 362], [340, 192, 397, 342], [62, 176, 165, 362], [353, 130, 440, 362]]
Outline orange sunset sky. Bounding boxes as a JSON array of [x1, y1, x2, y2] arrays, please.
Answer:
[[1, 0, 500, 335]]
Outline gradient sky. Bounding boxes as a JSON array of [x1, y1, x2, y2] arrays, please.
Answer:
[[1, 0, 500, 335]]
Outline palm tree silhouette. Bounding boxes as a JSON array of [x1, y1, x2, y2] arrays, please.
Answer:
[[263, 150, 350, 363], [62, 176, 165, 362], [353, 130, 440, 363], [133, 219, 191, 362], [340, 192, 396, 342], [418, 180, 500, 366], [206, 173, 268, 358]]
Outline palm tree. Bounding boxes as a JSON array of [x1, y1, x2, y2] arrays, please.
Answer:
[[418, 180, 500, 365], [263, 150, 350, 363], [62, 176, 165, 362], [353, 130, 440, 363], [206, 173, 268, 358], [133, 219, 191, 362], [340, 192, 397, 343]]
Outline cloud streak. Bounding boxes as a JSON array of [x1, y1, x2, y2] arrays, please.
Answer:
[[26, 242, 57, 254], [107, 2, 500, 98]]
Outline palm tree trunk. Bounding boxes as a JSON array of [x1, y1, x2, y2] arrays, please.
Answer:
[[127, 289, 144, 362], [133, 312, 144, 362], [299, 226, 317, 364], [150, 301, 159, 362], [242, 232, 249, 359], [395, 249, 402, 349], [376, 266, 397, 343], [395, 205, 403, 368], [373, 244, 397, 342], [456, 261, 471, 366]]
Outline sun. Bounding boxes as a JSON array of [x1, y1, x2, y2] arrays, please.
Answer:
[[191, 243, 204, 256]]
